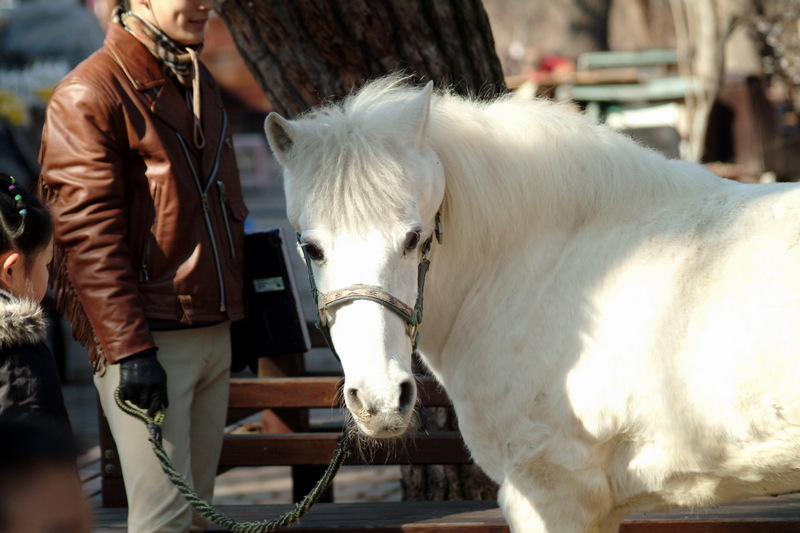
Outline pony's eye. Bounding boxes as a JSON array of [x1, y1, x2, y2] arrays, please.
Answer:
[[404, 231, 421, 253], [303, 242, 325, 262]]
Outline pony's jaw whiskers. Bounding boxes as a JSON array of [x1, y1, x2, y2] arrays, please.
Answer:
[[346, 409, 421, 451], [344, 410, 421, 464], [355, 417, 410, 439], [348, 408, 413, 438]]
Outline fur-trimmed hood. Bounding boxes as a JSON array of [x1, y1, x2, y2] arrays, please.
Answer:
[[0, 289, 47, 350]]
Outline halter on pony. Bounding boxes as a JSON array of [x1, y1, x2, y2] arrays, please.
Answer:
[[300, 212, 443, 361]]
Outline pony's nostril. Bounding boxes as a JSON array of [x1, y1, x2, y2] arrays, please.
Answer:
[[398, 380, 416, 412], [346, 388, 363, 409]]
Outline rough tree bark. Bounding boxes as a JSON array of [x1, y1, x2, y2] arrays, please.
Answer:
[[213, 0, 504, 501], [213, 0, 505, 117]]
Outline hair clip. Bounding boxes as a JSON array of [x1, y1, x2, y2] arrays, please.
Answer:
[[7, 176, 26, 216]]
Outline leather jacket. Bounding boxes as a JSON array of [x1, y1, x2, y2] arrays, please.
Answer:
[[39, 22, 247, 370]]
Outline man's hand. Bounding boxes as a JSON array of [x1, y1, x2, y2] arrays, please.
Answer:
[[117, 349, 168, 417]]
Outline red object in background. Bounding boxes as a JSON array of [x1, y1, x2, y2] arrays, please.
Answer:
[[529, 54, 575, 85], [538, 54, 572, 73]]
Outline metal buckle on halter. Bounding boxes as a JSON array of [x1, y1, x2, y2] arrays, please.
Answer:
[[407, 322, 420, 348], [318, 302, 330, 328]]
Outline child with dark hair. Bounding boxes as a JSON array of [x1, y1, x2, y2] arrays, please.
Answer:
[[0, 172, 70, 435]]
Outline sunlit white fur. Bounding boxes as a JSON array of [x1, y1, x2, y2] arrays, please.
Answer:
[[266, 75, 800, 532]]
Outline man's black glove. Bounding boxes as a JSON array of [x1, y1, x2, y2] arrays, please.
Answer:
[[117, 349, 168, 417]]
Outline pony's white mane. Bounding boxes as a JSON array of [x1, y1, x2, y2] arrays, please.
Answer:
[[285, 77, 427, 230], [289, 75, 725, 240]]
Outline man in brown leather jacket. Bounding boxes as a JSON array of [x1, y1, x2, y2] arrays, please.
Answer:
[[39, 0, 246, 531]]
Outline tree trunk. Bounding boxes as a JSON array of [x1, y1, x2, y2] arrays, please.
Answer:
[[670, 0, 727, 162], [214, 0, 506, 117], [213, 0, 503, 501]]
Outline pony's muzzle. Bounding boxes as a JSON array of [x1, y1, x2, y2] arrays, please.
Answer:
[[345, 379, 417, 437]]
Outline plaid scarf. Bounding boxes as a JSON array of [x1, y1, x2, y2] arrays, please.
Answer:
[[114, 6, 205, 149]]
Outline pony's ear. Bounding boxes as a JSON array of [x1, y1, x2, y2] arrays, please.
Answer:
[[409, 81, 434, 150], [265, 112, 296, 165]]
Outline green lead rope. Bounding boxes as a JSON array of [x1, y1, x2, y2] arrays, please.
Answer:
[[115, 389, 351, 532]]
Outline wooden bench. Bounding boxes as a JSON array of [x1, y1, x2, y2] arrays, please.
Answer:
[[555, 49, 694, 118], [95, 372, 470, 503], [222, 375, 466, 466]]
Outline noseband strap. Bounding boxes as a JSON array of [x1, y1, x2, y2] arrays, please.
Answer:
[[318, 284, 417, 328], [299, 213, 440, 362]]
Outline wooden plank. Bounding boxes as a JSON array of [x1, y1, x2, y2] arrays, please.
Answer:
[[255, 355, 332, 503], [223, 501, 509, 532], [621, 524, 800, 533], [91, 496, 800, 533], [229, 377, 342, 409], [228, 376, 452, 410], [220, 433, 471, 466], [79, 447, 103, 503], [93, 501, 508, 532], [79, 446, 102, 484], [621, 493, 800, 532]]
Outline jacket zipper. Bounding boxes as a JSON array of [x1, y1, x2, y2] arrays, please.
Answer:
[[139, 182, 158, 282], [217, 180, 236, 259], [174, 110, 230, 313]]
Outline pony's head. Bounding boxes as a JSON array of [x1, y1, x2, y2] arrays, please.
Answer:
[[265, 78, 445, 438]]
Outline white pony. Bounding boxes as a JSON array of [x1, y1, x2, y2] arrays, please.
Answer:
[[265, 75, 800, 532]]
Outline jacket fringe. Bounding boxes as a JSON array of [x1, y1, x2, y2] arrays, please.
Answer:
[[50, 245, 107, 374]]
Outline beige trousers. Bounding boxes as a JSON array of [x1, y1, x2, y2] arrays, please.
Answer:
[[95, 322, 231, 533]]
